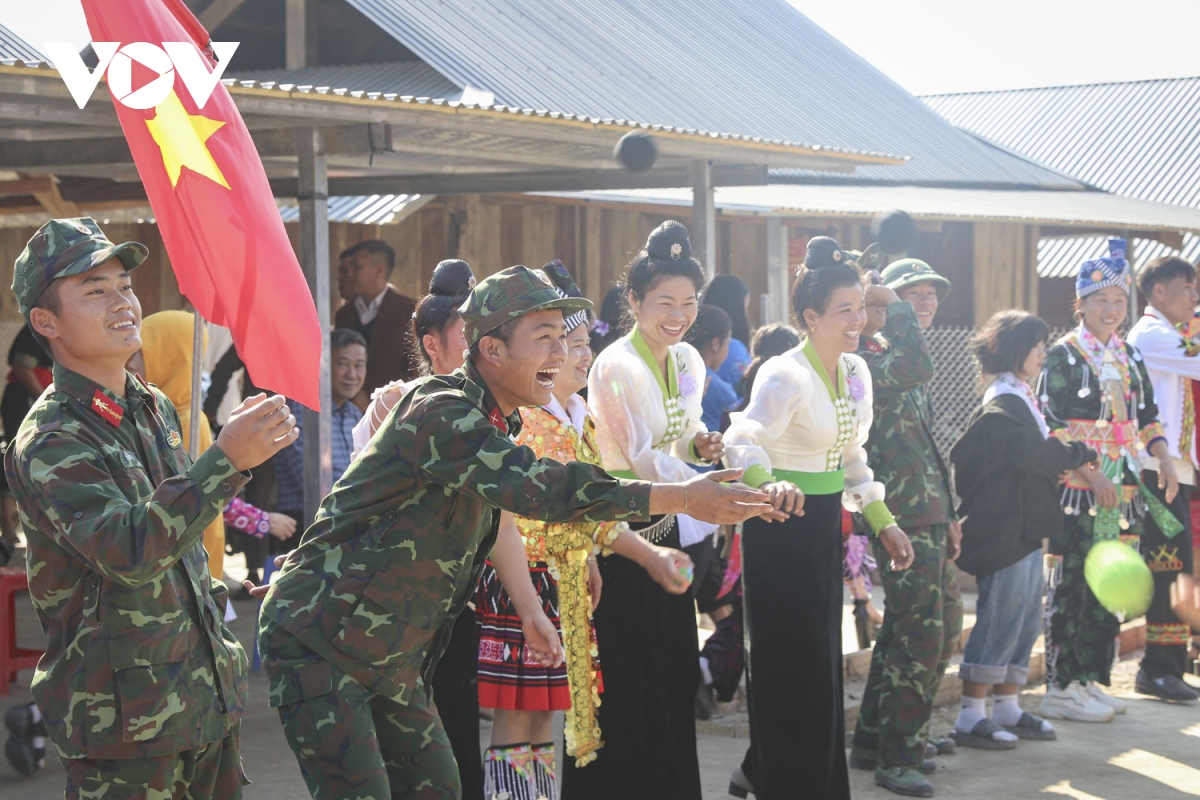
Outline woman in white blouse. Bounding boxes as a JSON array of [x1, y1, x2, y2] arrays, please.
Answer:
[[566, 221, 726, 800], [724, 238, 913, 800]]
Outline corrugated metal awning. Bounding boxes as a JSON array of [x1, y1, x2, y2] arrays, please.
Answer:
[[530, 185, 1200, 234]]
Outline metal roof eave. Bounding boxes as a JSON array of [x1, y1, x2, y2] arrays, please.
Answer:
[[527, 186, 1200, 236], [0, 62, 905, 175]]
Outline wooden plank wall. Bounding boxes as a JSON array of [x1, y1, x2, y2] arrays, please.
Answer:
[[0, 202, 1050, 353], [972, 222, 1039, 326]]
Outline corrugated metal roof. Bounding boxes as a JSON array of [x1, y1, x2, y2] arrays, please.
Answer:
[[0, 22, 46, 63], [530, 185, 1200, 233], [1037, 235, 1200, 280], [278, 194, 426, 225], [229, 61, 469, 102], [923, 77, 1200, 277], [341, 0, 1081, 189]]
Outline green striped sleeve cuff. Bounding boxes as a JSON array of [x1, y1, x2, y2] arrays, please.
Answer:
[[741, 464, 774, 489], [863, 500, 897, 536]]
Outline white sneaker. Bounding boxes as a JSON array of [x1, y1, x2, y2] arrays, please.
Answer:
[[1039, 682, 1116, 723], [1085, 681, 1127, 714]]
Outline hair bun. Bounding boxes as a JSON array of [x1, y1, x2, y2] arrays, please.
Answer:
[[803, 236, 844, 269], [645, 220, 692, 261], [430, 259, 475, 296]]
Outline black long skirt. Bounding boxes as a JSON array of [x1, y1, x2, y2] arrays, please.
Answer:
[[741, 492, 849, 800], [561, 517, 702, 800]]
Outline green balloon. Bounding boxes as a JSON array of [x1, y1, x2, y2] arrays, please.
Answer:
[[1085, 540, 1154, 619]]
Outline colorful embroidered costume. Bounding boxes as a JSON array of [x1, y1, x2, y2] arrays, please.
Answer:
[[475, 396, 615, 766]]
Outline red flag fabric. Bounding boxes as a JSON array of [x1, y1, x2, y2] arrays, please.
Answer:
[[81, 0, 321, 409]]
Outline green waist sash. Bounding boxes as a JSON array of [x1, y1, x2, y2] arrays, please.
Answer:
[[772, 468, 845, 495]]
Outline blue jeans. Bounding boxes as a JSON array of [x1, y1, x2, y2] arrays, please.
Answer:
[[960, 549, 1044, 685]]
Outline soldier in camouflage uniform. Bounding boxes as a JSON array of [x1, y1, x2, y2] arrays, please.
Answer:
[[256, 265, 771, 800], [848, 259, 963, 798], [3, 218, 299, 799]]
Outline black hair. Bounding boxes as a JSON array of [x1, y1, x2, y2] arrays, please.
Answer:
[[968, 310, 1050, 377], [590, 284, 631, 355], [413, 259, 474, 374], [338, 244, 359, 261], [353, 240, 396, 276], [1137, 255, 1196, 297], [330, 328, 367, 353], [623, 220, 706, 303], [790, 263, 863, 330], [738, 323, 801, 399], [704, 274, 751, 347], [871, 209, 916, 253], [28, 280, 64, 357], [686, 304, 732, 353]]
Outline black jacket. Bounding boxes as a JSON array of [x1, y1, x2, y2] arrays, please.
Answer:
[[950, 393, 1095, 578]]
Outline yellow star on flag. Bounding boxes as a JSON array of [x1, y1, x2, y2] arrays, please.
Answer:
[[144, 89, 230, 189]]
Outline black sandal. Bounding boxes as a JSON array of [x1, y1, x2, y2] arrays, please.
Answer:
[[949, 718, 1018, 750]]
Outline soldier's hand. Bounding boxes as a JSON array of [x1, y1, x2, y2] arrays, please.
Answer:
[[674, 469, 773, 524], [947, 520, 963, 562], [758, 481, 805, 522], [217, 394, 300, 472], [241, 553, 290, 599], [522, 610, 564, 668], [879, 525, 915, 571]]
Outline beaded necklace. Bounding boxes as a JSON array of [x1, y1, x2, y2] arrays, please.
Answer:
[[801, 338, 859, 472]]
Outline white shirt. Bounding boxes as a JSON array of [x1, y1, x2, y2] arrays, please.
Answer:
[[350, 378, 416, 457], [353, 285, 390, 326], [724, 343, 886, 512], [1127, 306, 1200, 484], [588, 332, 713, 545]]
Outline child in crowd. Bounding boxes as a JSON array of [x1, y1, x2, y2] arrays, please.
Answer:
[[686, 304, 739, 432]]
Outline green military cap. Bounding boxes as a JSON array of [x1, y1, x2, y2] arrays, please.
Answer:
[[12, 217, 149, 320], [459, 265, 593, 346], [880, 257, 951, 301]]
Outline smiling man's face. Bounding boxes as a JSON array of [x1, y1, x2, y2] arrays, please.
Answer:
[[32, 258, 143, 367]]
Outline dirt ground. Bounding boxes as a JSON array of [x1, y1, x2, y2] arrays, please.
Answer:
[[3, 572, 1199, 799]]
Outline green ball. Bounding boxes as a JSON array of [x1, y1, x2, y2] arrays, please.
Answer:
[[1084, 540, 1154, 619]]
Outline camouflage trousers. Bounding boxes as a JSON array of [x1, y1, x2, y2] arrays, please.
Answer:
[[1047, 506, 1130, 688], [267, 629, 460, 800], [64, 723, 245, 800], [851, 524, 962, 769]]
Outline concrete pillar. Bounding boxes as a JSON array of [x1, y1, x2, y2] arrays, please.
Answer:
[[296, 127, 332, 527], [691, 160, 716, 281]]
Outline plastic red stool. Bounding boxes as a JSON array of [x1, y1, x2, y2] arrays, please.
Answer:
[[0, 567, 43, 698]]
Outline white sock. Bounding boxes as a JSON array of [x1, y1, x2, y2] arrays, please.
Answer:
[[955, 696, 987, 733], [699, 656, 713, 687], [32, 736, 46, 750], [990, 694, 1023, 726], [28, 703, 41, 725]]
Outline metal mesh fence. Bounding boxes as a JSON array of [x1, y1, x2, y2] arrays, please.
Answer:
[[925, 326, 1068, 461]]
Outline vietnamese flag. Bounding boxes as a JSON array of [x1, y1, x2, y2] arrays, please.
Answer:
[[81, 0, 321, 409]]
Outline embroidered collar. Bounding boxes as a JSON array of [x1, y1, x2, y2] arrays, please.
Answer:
[[545, 393, 588, 434], [801, 337, 844, 402], [630, 326, 679, 400]]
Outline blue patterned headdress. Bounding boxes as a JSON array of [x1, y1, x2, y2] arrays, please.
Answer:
[[1076, 238, 1131, 299]]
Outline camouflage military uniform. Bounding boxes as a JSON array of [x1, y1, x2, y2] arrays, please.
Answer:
[[259, 267, 651, 800], [5, 364, 251, 797], [3, 217, 251, 799], [850, 301, 963, 770]]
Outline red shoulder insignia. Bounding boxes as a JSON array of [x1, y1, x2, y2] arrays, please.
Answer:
[[488, 407, 508, 434], [91, 390, 124, 427]]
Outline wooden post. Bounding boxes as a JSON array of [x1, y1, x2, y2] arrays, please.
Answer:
[[188, 310, 203, 459], [766, 216, 789, 324], [691, 160, 716, 281], [285, 0, 317, 69], [296, 128, 332, 528]]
